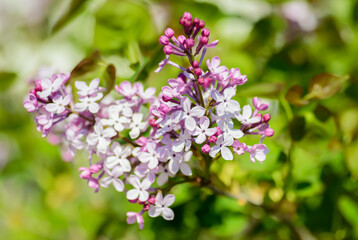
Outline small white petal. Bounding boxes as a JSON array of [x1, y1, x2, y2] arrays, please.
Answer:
[[162, 207, 174, 220], [126, 189, 139, 200]]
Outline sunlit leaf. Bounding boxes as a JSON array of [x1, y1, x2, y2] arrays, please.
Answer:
[[346, 141, 358, 180], [338, 196, 358, 238], [306, 73, 349, 100], [51, 0, 89, 34], [286, 85, 309, 106]]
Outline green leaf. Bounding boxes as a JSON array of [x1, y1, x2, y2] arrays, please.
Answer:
[[0, 72, 17, 91], [102, 64, 116, 96], [285, 85, 309, 106], [51, 0, 89, 34], [306, 73, 349, 100], [346, 141, 358, 180], [290, 116, 306, 141]]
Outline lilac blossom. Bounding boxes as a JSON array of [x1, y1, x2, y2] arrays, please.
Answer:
[[148, 192, 175, 220], [126, 175, 152, 202]]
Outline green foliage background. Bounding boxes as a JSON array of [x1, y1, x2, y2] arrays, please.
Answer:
[[1, 0, 358, 239]]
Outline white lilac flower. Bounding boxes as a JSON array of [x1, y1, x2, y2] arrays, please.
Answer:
[[37, 76, 65, 99], [105, 144, 131, 171], [75, 78, 102, 98], [176, 97, 205, 131], [138, 142, 161, 169], [126, 175, 152, 202], [167, 151, 183, 174], [86, 123, 116, 154], [148, 192, 175, 220], [236, 105, 261, 124], [157, 165, 175, 186], [209, 135, 234, 160], [101, 105, 130, 132], [45, 95, 71, 114], [75, 93, 103, 114], [218, 121, 244, 143], [191, 116, 216, 144], [129, 113, 147, 139], [100, 166, 125, 192], [134, 163, 158, 183], [179, 151, 193, 176], [65, 128, 84, 155], [172, 130, 192, 152], [211, 88, 240, 116]]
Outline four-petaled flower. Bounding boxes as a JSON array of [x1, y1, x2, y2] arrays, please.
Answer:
[[86, 123, 116, 154], [191, 116, 216, 144], [209, 135, 234, 160], [126, 175, 152, 202], [176, 97, 205, 131], [100, 165, 125, 192], [129, 113, 147, 139], [211, 88, 240, 116], [148, 192, 175, 220]]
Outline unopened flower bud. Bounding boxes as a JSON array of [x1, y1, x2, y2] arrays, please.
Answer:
[[143, 204, 150, 211], [30, 89, 36, 95], [184, 19, 192, 28], [265, 128, 274, 137], [200, 36, 209, 45], [208, 135, 217, 144], [136, 137, 148, 146], [164, 28, 175, 38], [215, 127, 222, 136], [185, 39, 195, 49], [183, 12, 192, 21], [194, 68, 202, 77], [138, 200, 146, 205], [201, 144, 211, 153], [198, 20, 205, 28], [128, 199, 137, 204], [159, 36, 169, 45], [90, 164, 102, 173], [177, 35, 186, 45], [201, 28, 210, 37], [179, 17, 185, 25], [149, 118, 158, 128], [193, 17, 200, 25], [263, 114, 271, 122], [192, 60, 199, 68], [79, 169, 91, 179], [198, 77, 205, 86], [88, 178, 99, 189], [163, 45, 173, 55], [148, 196, 156, 205], [35, 79, 42, 91]]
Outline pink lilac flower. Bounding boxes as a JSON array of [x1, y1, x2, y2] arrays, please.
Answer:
[[126, 212, 144, 229], [45, 95, 71, 114], [176, 97, 205, 131], [191, 116, 216, 144], [86, 123, 116, 154], [105, 143, 131, 171]]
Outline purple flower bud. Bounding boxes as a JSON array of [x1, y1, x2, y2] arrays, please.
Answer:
[[198, 77, 205, 86], [194, 68, 202, 77], [185, 39, 195, 49], [88, 178, 99, 190], [148, 196, 156, 205], [128, 199, 137, 204], [183, 12, 192, 21], [138, 200, 146, 205], [193, 17, 200, 25], [192, 60, 199, 68], [179, 17, 185, 25], [177, 35, 186, 45], [30, 89, 36, 95], [159, 36, 169, 45], [201, 144, 211, 153], [79, 168, 91, 179], [200, 36, 209, 45], [263, 114, 271, 122], [215, 127, 222, 136], [184, 19, 192, 28], [208, 135, 217, 144], [90, 164, 102, 173], [164, 28, 175, 38], [35, 79, 42, 91], [143, 204, 150, 211], [149, 118, 158, 128], [201, 28, 210, 37], [163, 45, 173, 55], [159, 104, 171, 115], [198, 20, 205, 28], [265, 128, 274, 137]]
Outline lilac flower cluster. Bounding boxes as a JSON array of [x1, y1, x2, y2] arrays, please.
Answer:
[[23, 12, 273, 229]]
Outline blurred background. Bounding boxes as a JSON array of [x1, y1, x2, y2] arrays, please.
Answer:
[[1, 0, 358, 239]]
